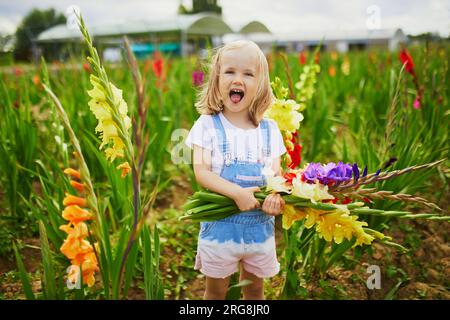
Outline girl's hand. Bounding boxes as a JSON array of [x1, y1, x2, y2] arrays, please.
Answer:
[[233, 186, 261, 212], [262, 193, 285, 216]]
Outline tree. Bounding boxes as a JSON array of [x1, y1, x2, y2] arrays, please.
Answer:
[[0, 34, 13, 52], [14, 8, 66, 61], [179, 0, 222, 15]]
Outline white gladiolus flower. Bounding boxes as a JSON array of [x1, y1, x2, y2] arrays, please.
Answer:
[[263, 167, 292, 193], [292, 177, 334, 203]]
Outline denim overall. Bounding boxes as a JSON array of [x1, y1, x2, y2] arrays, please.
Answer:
[[198, 114, 275, 250]]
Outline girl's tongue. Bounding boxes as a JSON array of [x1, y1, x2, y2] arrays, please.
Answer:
[[230, 93, 242, 103]]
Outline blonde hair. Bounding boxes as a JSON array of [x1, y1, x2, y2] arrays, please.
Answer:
[[195, 40, 274, 127]]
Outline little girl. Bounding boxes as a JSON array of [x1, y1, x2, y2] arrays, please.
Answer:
[[185, 40, 286, 300]]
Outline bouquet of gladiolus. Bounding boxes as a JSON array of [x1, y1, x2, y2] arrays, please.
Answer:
[[181, 159, 447, 247]]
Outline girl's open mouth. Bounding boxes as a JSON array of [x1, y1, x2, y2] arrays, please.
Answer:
[[229, 89, 245, 104]]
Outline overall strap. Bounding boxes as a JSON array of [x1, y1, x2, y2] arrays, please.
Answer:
[[211, 114, 229, 155], [260, 119, 271, 158]]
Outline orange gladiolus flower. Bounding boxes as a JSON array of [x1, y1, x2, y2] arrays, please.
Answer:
[[64, 168, 81, 180], [70, 180, 85, 193], [116, 161, 131, 178], [62, 205, 92, 223], [68, 252, 99, 288], [61, 162, 98, 288], [63, 194, 87, 207], [32, 74, 40, 87], [82, 62, 91, 73], [60, 237, 93, 260], [59, 222, 89, 238], [328, 66, 336, 77]]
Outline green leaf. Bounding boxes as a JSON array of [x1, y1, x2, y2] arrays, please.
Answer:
[[13, 242, 35, 300], [39, 220, 58, 299]]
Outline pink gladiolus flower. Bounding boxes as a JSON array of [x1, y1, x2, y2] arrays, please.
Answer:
[[192, 70, 204, 86], [413, 97, 421, 109]]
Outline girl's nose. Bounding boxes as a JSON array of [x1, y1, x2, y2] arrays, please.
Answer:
[[232, 75, 243, 85]]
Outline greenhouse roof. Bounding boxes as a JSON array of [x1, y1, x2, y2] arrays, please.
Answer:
[[239, 21, 271, 34], [37, 13, 236, 42]]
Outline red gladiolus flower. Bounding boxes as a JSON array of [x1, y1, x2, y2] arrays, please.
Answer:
[[300, 172, 306, 182], [14, 67, 23, 77], [299, 52, 306, 65], [83, 62, 91, 73], [399, 49, 415, 76], [288, 144, 302, 169], [314, 52, 320, 64], [283, 172, 297, 184], [341, 197, 352, 204], [362, 197, 372, 204], [152, 52, 164, 78]]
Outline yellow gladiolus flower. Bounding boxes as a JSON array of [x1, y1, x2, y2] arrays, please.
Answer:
[[104, 137, 126, 161], [341, 58, 350, 76], [354, 231, 375, 246], [265, 98, 304, 133], [87, 75, 131, 165], [304, 208, 323, 229], [316, 209, 356, 244], [282, 205, 307, 229], [307, 204, 378, 247]]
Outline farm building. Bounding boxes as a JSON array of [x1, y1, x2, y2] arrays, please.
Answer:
[[36, 13, 271, 60], [242, 28, 409, 53]]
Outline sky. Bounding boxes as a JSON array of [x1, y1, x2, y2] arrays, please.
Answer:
[[0, 0, 449, 37]]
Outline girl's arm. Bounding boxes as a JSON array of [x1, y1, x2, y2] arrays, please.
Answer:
[[192, 145, 260, 211], [271, 156, 283, 177], [261, 156, 285, 216]]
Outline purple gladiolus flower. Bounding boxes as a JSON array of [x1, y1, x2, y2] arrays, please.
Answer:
[[326, 161, 353, 183], [303, 163, 325, 183], [304, 161, 355, 185], [192, 70, 204, 86], [382, 157, 398, 170], [362, 165, 368, 177], [352, 163, 360, 182], [320, 162, 337, 184]]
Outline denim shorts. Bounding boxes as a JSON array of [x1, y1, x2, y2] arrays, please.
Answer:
[[194, 210, 280, 279]]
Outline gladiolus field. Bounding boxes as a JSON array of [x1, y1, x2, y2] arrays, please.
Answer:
[[0, 18, 448, 300]]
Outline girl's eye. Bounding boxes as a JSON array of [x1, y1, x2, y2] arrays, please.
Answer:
[[245, 73, 254, 77], [225, 70, 234, 74]]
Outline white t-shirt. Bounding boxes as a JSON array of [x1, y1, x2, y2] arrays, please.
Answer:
[[185, 112, 286, 175]]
